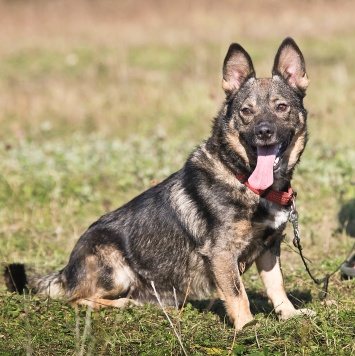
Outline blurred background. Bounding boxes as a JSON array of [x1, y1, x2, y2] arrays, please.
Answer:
[[1, 0, 355, 142], [0, 0, 354, 271]]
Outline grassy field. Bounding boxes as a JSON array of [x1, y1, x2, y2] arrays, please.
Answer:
[[1, 0, 354, 354]]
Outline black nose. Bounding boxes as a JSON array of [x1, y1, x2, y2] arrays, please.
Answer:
[[254, 122, 276, 140]]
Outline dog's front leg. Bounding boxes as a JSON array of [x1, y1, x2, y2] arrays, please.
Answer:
[[211, 252, 253, 329], [256, 248, 315, 320]]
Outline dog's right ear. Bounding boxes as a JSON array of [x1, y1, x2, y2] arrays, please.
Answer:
[[222, 43, 255, 95]]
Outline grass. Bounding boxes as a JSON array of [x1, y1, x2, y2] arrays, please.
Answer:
[[1, 295, 354, 355], [0, 0, 355, 354]]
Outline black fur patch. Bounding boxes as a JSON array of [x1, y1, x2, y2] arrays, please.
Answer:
[[4, 263, 28, 294]]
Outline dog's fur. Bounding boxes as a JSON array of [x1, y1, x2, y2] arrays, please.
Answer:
[[5, 38, 314, 329]]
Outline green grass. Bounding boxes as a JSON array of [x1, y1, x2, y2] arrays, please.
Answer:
[[1, 296, 354, 355], [1, 0, 355, 354]]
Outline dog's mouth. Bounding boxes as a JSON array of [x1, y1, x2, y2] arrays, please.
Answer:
[[248, 140, 289, 190], [273, 140, 289, 170]]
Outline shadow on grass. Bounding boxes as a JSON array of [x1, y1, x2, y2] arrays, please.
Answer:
[[189, 288, 313, 322], [338, 198, 355, 238], [338, 198, 355, 279]]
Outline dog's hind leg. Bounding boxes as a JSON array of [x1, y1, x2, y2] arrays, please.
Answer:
[[64, 246, 140, 309], [74, 297, 140, 309]]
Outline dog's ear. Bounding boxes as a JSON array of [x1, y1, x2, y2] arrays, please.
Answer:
[[222, 43, 255, 94], [272, 37, 309, 95]]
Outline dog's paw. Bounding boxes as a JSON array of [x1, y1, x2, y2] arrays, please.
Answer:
[[278, 308, 316, 321], [233, 313, 254, 330]]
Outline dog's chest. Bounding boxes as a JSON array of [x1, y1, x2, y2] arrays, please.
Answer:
[[265, 206, 289, 229], [254, 201, 290, 231]]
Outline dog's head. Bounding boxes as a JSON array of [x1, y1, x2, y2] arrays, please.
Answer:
[[221, 38, 309, 189]]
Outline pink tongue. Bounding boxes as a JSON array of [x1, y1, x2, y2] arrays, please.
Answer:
[[248, 145, 278, 190]]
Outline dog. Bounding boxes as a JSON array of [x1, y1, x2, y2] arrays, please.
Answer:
[[5, 38, 314, 330]]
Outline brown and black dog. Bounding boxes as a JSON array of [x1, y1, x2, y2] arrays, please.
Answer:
[[5, 38, 314, 329]]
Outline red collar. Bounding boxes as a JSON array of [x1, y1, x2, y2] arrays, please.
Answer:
[[236, 173, 296, 206]]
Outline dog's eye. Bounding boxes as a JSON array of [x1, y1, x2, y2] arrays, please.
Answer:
[[276, 103, 288, 112], [241, 107, 252, 116]]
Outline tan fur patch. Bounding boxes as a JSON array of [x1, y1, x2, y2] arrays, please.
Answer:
[[98, 246, 136, 293], [225, 132, 251, 167], [286, 130, 307, 171], [212, 252, 253, 329], [68, 255, 100, 301], [256, 250, 295, 315], [74, 297, 139, 309], [69, 249, 136, 302], [213, 219, 253, 253], [196, 145, 241, 189], [298, 111, 305, 125]]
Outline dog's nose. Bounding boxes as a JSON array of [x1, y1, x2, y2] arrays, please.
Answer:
[[254, 122, 276, 140]]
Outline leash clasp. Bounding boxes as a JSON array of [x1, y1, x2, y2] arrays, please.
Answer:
[[289, 196, 301, 249]]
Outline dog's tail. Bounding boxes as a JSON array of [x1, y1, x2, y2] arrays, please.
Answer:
[[4, 263, 65, 297]]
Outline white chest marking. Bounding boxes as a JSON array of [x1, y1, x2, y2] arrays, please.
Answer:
[[263, 201, 290, 230]]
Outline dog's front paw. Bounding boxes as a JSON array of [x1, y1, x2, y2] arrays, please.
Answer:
[[233, 313, 254, 330], [278, 308, 316, 321]]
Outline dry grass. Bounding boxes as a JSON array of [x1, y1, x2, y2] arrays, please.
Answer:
[[1, 0, 355, 141]]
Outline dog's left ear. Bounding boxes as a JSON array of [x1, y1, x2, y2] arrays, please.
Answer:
[[272, 38, 309, 95]]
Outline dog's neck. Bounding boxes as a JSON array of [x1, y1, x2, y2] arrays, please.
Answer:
[[236, 173, 295, 206]]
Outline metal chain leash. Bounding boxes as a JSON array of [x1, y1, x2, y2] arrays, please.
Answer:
[[288, 198, 341, 300]]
